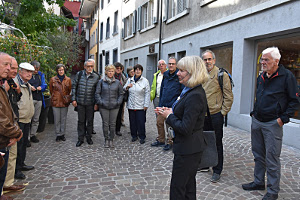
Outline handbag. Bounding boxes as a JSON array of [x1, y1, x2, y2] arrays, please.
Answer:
[[62, 95, 72, 105], [123, 90, 129, 102], [198, 106, 218, 169]]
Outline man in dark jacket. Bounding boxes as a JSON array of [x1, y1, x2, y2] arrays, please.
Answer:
[[242, 47, 300, 200], [0, 52, 23, 199], [151, 57, 184, 151], [72, 59, 100, 147]]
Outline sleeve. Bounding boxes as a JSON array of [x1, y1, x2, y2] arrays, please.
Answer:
[[95, 80, 102, 105], [0, 104, 22, 139], [158, 78, 165, 107], [123, 78, 130, 91], [280, 72, 300, 123], [144, 79, 151, 108], [117, 81, 124, 106], [49, 78, 53, 95], [166, 92, 206, 136], [150, 74, 156, 101], [71, 72, 79, 101], [40, 72, 47, 92], [221, 72, 234, 116]]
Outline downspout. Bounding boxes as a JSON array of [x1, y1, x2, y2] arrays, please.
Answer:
[[158, 0, 163, 60], [97, 0, 100, 73]]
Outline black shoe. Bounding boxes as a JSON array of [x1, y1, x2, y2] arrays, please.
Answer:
[[21, 165, 34, 171], [76, 141, 84, 147], [140, 139, 145, 144], [60, 135, 66, 141], [26, 141, 31, 147], [262, 192, 278, 200], [116, 131, 122, 136], [163, 144, 172, 151], [242, 182, 265, 191], [131, 137, 138, 142], [151, 140, 165, 147], [56, 136, 61, 142], [14, 170, 26, 179], [86, 138, 93, 145], [30, 136, 39, 143], [92, 130, 96, 134]]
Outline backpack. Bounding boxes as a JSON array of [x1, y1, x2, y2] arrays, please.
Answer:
[[217, 68, 234, 127]]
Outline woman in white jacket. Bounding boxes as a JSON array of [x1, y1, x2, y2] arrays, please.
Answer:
[[124, 64, 150, 144]]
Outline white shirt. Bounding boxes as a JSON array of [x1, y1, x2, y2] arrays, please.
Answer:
[[156, 72, 164, 98]]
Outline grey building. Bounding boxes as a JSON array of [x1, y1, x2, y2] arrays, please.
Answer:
[[120, 0, 300, 149]]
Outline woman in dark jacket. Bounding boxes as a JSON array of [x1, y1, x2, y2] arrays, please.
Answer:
[[95, 65, 123, 148], [49, 64, 72, 142], [155, 56, 209, 200]]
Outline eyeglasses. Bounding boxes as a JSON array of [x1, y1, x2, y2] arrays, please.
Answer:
[[159, 63, 166, 66], [259, 58, 271, 63], [203, 58, 213, 62], [86, 65, 94, 68], [168, 63, 176, 65]]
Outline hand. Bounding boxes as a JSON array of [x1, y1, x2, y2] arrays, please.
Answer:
[[144, 107, 148, 111], [37, 86, 42, 91], [0, 152, 4, 156], [7, 138, 18, 147], [127, 83, 133, 90], [72, 101, 77, 107], [31, 86, 36, 91], [155, 107, 172, 118], [17, 130, 23, 141], [94, 104, 99, 111], [277, 118, 284, 127], [15, 82, 21, 94], [3, 80, 9, 92]]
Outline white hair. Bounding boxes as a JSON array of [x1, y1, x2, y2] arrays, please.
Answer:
[[157, 59, 166, 65], [84, 59, 95, 66], [262, 47, 281, 60]]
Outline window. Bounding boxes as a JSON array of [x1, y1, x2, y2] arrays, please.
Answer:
[[177, 51, 186, 60], [108, 0, 110, 4], [129, 58, 133, 67], [124, 59, 128, 69], [113, 48, 118, 63], [99, 54, 103, 74], [106, 17, 110, 38], [134, 57, 138, 65], [255, 35, 300, 120], [168, 0, 188, 19], [113, 11, 118, 34], [105, 51, 110, 66], [168, 53, 175, 59], [101, 0, 104, 9], [141, 1, 154, 30], [124, 14, 133, 38], [100, 22, 103, 42]]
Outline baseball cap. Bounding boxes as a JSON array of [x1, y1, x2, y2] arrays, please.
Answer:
[[19, 62, 35, 71]]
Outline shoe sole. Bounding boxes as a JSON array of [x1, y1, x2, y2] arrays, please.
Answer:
[[242, 187, 265, 191]]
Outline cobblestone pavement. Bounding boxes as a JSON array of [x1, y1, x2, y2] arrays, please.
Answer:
[[9, 103, 300, 200]]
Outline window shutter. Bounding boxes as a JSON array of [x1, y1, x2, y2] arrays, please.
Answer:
[[137, 6, 141, 31], [132, 10, 137, 34], [122, 18, 125, 38], [153, 0, 158, 24], [162, 0, 168, 22]]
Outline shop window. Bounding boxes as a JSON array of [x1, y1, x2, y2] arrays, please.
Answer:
[[256, 35, 300, 120]]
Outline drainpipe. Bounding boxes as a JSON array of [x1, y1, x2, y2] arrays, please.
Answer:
[[158, 0, 163, 60]]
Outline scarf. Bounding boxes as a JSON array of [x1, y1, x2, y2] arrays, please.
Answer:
[[57, 74, 65, 83]]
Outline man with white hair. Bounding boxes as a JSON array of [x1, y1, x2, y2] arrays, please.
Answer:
[[14, 62, 35, 180], [242, 47, 300, 200]]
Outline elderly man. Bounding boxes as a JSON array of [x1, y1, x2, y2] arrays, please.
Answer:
[[150, 59, 167, 110], [72, 59, 100, 147], [3, 58, 26, 193], [28, 61, 47, 144], [201, 50, 234, 182], [151, 57, 184, 151], [242, 47, 300, 200], [14, 62, 35, 180], [0, 52, 23, 200]]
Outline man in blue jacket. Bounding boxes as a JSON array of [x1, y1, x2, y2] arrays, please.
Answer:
[[28, 61, 47, 144], [242, 47, 300, 200], [151, 57, 184, 151]]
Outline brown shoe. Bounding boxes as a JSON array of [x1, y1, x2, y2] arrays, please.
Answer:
[[3, 184, 26, 192], [0, 194, 14, 200]]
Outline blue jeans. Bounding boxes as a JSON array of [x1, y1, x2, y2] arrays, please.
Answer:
[[211, 112, 224, 175], [128, 109, 146, 140], [0, 148, 9, 197]]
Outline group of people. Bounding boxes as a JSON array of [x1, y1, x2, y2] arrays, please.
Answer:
[[1, 46, 299, 200]]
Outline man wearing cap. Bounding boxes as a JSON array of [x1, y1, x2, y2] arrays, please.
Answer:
[[28, 61, 47, 144], [13, 62, 35, 180], [0, 52, 23, 200]]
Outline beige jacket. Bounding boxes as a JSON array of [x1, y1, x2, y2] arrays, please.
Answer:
[[14, 75, 34, 123], [203, 66, 233, 115]]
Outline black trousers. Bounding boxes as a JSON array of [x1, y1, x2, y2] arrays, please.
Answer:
[[211, 112, 224, 175], [170, 152, 202, 200], [0, 147, 9, 197], [116, 100, 125, 132], [16, 122, 30, 171], [128, 109, 146, 140], [77, 104, 94, 141]]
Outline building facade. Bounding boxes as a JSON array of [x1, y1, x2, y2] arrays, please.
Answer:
[[120, 0, 300, 149]]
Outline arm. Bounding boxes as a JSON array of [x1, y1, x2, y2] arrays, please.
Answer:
[[49, 78, 53, 95], [150, 74, 157, 101], [221, 72, 234, 116], [94, 80, 103, 105], [117, 82, 124, 105], [158, 78, 165, 107], [0, 107, 22, 139], [71, 72, 79, 102], [39, 72, 47, 92], [166, 92, 205, 136], [144, 79, 150, 110]]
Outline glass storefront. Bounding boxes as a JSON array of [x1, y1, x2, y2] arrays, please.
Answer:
[[256, 35, 300, 120]]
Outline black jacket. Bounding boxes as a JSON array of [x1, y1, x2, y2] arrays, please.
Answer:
[[252, 65, 300, 123], [166, 84, 207, 155], [7, 79, 22, 118]]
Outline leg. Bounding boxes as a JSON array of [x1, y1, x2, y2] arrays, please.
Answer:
[[52, 107, 62, 136], [251, 117, 266, 185], [156, 114, 166, 143], [85, 105, 95, 140], [100, 108, 110, 141], [109, 108, 119, 141], [0, 148, 9, 198], [3, 143, 17, 187], [30, 100, 42, 137], [136, 110, 146, 140], [60, 107, 69, 135], [262, 119, 283, 194], [116, 101, 125, 132], [211, 112, 224, 175], [77, 105, 86, 142], [128, 110, 138, 139]]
